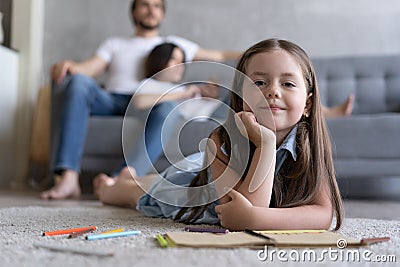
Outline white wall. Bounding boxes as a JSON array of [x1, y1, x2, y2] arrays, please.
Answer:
[[0, 46, 19, 187], [42, 0, 400, 84], [162, 0, 400, 57], [8, 0, 44, 187]]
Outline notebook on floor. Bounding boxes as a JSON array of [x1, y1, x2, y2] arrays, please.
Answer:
[[163, 230, 389, 248]]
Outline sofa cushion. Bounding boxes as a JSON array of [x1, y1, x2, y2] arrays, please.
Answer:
[[327, 113, 400, 159], [313, 55, 400, 114], [83, 116, 143, 157]]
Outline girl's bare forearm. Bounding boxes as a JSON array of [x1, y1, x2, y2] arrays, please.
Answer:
[[248, 204, 333, 230], [235, 145, 275, 207]]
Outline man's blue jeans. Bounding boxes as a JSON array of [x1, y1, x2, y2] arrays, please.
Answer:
[[53, 74, 178, 176]]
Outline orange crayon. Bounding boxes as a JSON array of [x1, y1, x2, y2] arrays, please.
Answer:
[[43, 226, 97, 236]]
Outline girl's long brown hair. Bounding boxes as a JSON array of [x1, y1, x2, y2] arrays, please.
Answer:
[[175, 39, 343, 230]]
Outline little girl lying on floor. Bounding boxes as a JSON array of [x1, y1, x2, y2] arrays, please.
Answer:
[[94, 38, 344, 231]]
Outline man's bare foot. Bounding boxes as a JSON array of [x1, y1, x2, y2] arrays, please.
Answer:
[[40, 170, 81, 200], [324, 94, 355, 118]]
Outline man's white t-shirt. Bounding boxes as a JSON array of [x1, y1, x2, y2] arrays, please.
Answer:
[[135, 78, 221, 120], [96, 35, 199, 94]]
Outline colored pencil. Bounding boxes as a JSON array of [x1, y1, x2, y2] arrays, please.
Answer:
[[245, 229, 274, 241], [156, 234, 169, 248], [257, 230, 326, 234], [43, 226, 97, 236], [100, 228, 124, 234], [360, 237, 390, 245], [184, 227, 229, 234], [86, 230, 141, 241], [68, 228, 95, 239]]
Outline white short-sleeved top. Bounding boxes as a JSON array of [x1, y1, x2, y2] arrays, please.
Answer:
[[135, 78, 221, 120], [96, 35, 199, 94]]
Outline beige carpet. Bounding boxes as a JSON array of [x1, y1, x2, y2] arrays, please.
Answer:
[[0, 205, 398, 267]]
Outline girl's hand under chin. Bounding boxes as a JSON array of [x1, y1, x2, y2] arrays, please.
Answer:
[[234, 111, 275, 148]]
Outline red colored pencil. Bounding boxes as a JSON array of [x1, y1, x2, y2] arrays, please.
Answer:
[[68, 228, 96, 238], [43, 226, 97, 236]]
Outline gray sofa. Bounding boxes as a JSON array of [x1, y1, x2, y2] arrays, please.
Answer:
[[50, 55, 400, 198], [313, 55, 400, 199]]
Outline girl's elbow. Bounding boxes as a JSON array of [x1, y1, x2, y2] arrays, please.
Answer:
[[319, 207, 334, 230], [320, 218, 333, 230]]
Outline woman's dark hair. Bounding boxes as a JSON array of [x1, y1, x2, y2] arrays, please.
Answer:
[[144, 42, 186, 78]]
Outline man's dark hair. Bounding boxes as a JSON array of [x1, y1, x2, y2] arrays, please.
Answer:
[[131, 0, 166, 13]]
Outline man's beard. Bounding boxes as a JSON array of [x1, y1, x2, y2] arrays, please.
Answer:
[[136, 20, 160, 31]]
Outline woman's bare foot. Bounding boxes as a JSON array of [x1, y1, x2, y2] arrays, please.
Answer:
[[324, 94, 355, 118], [40, 170, 81, 200]]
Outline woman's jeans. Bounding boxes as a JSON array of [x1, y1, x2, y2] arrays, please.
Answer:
[[53, 74, 178, 176]]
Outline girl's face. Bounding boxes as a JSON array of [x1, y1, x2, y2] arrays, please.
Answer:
[[157, 47, 185, 83], [243, 50, 311, 141]]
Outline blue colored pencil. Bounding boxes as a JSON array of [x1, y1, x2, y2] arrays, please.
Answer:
[[86, 230, 141, 241]]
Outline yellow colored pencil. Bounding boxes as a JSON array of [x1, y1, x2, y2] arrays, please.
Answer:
[[100, 228, 124, 234], [258, 230, 325, 234]]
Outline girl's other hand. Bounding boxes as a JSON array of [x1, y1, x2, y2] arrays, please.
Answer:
[[215, 188, 254, 230], [234, 111, 275, 147]]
